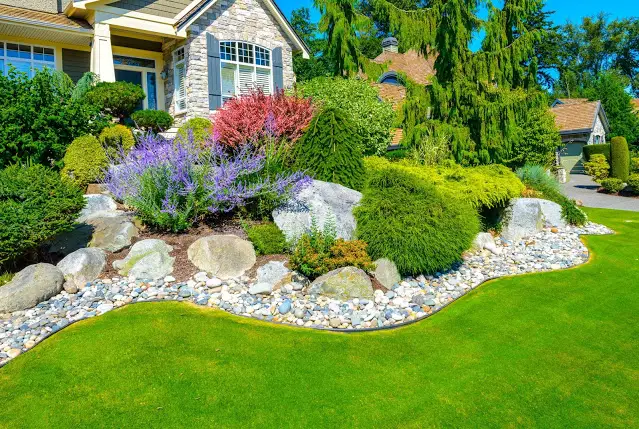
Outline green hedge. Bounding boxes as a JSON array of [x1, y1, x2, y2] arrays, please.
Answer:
[[131, 110, 174, 133], [582, 144, 611, 162], [610, 137, 630, 182]]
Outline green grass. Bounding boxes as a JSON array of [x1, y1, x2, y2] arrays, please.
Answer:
[[0, 272, 14, 287], [1, 208, 638, 428]]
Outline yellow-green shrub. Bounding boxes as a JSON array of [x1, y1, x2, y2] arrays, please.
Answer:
[[584, 154, 610, 182], [61, 135, 108, 187], [99, 124, 135, 158]]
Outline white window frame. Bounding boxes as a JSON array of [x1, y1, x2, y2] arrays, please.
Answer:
[[113, 54, 158, 111], [0, 41, 56, 77], [173, 46, 187, 114], [219, 41, 273, 105]]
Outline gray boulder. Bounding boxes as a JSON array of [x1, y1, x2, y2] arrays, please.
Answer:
[[501, 198, 544, 242], [473, 232, 501, 255], [257, 261, 290, 285], [77, 194, 120, 222], [537, 199, 567, 228], [273, 180, 362, 243], [88, 216, 139, 252], [373, 258, 401, 289], [57, 248, 107, 293], [113, 239, 174, 280], [47, 223, 94, 256], [0, 264, 64, 313], [309, 267, 374, 300], [187, 235, 256, 279]]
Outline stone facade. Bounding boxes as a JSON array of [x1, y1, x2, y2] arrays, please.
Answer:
[[588, 113, 606, 145], [162, 0, 297, 125]]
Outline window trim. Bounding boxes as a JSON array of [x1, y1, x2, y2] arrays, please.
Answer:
[[173, 46, 187, 114], [0, 41, 56, 77], [218, 40, 273, 105]]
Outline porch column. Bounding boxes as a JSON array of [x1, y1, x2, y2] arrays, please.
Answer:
[[91, 22, 115, 82]]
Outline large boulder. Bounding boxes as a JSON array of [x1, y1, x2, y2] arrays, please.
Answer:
[[47, 223, 94, 256], [88, 216, 139, 252], [77, 194, 121, 222], [0, 264, 64, 313], [536, 199, 567, 228], [501, 198, 566, 241], [57, 248, 107, 293], [373, 258, 401, 289], [113, 239, 174, 280], [308, 267, 374, 300], [187, 235, 256, 279], [273, 180, 362, 243]]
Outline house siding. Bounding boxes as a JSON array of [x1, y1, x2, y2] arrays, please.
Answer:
[[0, 0, 61, 14], [588, 114, 606, 145], [162, 0, 296, 125], [62, 48, 90, 83], [109, 0, 191, 19]]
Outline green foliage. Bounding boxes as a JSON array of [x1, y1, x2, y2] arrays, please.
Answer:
[[294, 107, 365, 190], [515, 164, 561, 194], [0, 68, 106, 168], [61, 135, 108, 188], [600, 178, 625, 193], [244, 222, 288, 255], [290, 7, 334, 82], [99, 125, 136, 158], [583, 144, 611, 162], [409, 126, 452, 166], [296, 77, 394, 155], [631, 158, 639, 173], [71, 72, 99, 101], [510, 106, 563, 168], [584, 154, 610, 182], [0, 272, 14, 287], [0, 164, 85, 267], [627, 174, 639, 194], [131, 110, 174, 133], [610, 136, 630, 181], [176, 118, 213, 145], [86, 81, 146, 119], [355, 165, 480, 275]]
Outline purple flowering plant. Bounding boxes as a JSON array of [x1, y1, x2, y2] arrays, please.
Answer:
[[105, 131, 311, 232]]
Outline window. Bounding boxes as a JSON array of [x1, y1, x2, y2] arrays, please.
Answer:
[[113, 54, 158, 111], [0, 42, 55, 77], [219, 41, 272, 104], [173, 47, 186, 113]]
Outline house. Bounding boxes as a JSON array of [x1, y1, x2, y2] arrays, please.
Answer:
[[551, 98, 610, 174], [0, 0, 310, 125]]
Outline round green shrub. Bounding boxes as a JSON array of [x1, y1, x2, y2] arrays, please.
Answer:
[[131, 110, 174, 133], [176, 118, 213, 145], [86, 81, 146, 119], [583, 143, 611, 162], [244, 222, 288, 255], [584, 154, 610, 182], [355, 166, 480, 276], [610, 136, 630, 181], [99, 124, 135, 158], [0, 164, 85, 266], [61, 135, 108, 187], [627, 174, 639, 194], [294, 107, 365, 190], [601, 178, 625, 193]]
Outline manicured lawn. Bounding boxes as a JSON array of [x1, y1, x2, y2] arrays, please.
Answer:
[[0, 208, 637, 428]]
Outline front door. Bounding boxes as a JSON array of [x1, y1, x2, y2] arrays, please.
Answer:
[[115, 69, 144, 111], [113, 54, 159, 111]]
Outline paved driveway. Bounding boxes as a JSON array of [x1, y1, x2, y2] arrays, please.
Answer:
[[562, 174, 639, 212]]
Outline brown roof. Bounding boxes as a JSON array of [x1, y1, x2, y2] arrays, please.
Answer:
[[0, 4, 92, 31], [372, 50, 435, 85], [373, 83, 406, 109], [390, 128, 404, 145], [555, 98, 589, 106], [552, 101, 600, 133]]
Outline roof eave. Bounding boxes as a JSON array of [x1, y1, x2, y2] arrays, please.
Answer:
[[0, 15, 93, 35]]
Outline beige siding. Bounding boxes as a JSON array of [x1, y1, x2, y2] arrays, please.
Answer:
[[62, 48, 90, 82], [109, 0, 191, 19]]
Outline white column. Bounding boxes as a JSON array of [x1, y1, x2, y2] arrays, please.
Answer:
[[91, 22, 115, 82]]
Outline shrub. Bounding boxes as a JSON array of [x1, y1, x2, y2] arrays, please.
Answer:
[[631, 157, 639, 173], [515, 165, 561, 194], [610, 136, 630, 181], [296, 77, 395, 155], [410, 128, 452, 166], [99, 125, 136, 158], [105, 133, 311, 232], [627, 174, 639, 194], [176, 118, 213, 145], [583, 144, 611, 162], [0, 69, 106, 168], [86, 81, 146, 119], [212, 89, 314, 147], [355, 166, 480, 276], [131, 110, 174, 133], [584, 154, 610, 182], [61, 135, 108, 187], [294, 107, 365, 190], [0, 164, 85, 267], [600, 178, 625, 193], [244, 222, 288, 255]]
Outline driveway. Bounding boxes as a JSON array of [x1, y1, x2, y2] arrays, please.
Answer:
[[562, 174, 639, 212]]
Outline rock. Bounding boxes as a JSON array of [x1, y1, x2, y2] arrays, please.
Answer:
[[96, 303, 114, 314], [47, 223, 94, 256], [77, 194, 120, 222], [501, 198, 544, 242], [7, 348, 21, 359], [0, 264, 64, 313], [256, 261, 290, 286], [278, 300, 291, 314], [329, 317, 341, 328], [187, 235, 256, 279], [473, 233, 501, 255], [373, 258, 400, 289], [309, 267, 374, 300], [248, 283, 273, 295], [85, 184, 110, 195], [88, 216, 139, 252], [56, 248, 107, 293], [273, 180, 362, 243], [536, 199, 567, 228], [113, 239, 174, 280]]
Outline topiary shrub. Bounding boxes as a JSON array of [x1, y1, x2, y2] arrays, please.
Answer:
[[86, 81, 146, 119], [99, 124, 136, 158], [584, 154, 610, 182], [583, 143, 611, 162], [294, 107, 365, 190], [600, 178, 625, 193], [131, 110, 174, 133], [627, 174, 639, 194], [610, 136, 630, 181], [176, 118, 213, 145], [244, 222, 288, 255], [355, 166, 480, 276], [0, 164, 85, 267], [61, 135, 108, 188]]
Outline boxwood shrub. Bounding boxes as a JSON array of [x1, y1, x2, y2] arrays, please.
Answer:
[[600, 178, 625, 193], [355, 166, 480, 276], [583, 144, 611, 162], [99, 124, 136, 158], [176, 118, 213, 145], [131, 110, 174, 133], [627, 174, 639, 194], [244, 222, 288, 255], [61, 135, 108, 188], [610, 136, 630, 182]]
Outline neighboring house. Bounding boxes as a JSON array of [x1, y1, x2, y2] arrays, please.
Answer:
[[0, 0, 310, 125], [551, 98, 610, 174]]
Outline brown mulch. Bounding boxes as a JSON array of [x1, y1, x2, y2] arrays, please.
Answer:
[[596, 188, 639, 198]]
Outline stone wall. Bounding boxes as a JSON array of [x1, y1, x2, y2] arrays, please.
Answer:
[[588, 113, 606, 145], [162, 0, 297, 125]]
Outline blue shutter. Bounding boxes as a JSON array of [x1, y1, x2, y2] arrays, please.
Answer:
[[272, 46, 284, 92], [207, 33, 222, 110]]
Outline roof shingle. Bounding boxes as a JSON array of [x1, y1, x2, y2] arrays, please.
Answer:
[[551, 101, 600, 133], [0, 4, 92, 31], [372, 50, 435, 85]]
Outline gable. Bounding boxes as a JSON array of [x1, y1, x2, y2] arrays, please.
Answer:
[[108, 0, 192, 19]]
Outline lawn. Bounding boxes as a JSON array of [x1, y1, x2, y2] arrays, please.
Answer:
[[0, 208, 637, 428]]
